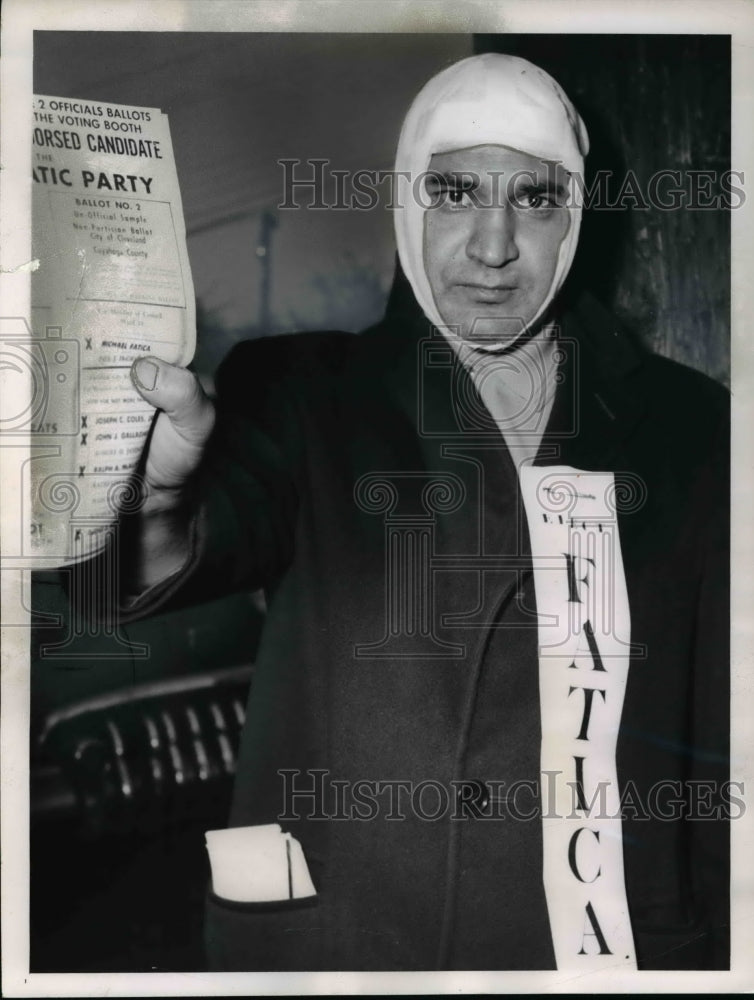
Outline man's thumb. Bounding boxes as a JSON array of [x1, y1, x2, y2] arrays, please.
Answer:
[[130, 356, 214, 439]]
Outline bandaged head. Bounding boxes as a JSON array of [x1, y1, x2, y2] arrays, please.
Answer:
[[394, 53, 589, 350]]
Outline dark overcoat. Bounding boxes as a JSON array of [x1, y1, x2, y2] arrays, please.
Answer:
[[129, 277, 730, 971]]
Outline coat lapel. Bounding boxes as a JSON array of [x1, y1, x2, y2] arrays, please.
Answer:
[[537, 292, 647, 473]]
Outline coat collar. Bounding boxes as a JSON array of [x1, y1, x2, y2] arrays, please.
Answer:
[[537, 290, 648, 471], [360, 269, 648, 475]]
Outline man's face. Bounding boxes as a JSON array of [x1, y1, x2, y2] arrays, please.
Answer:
[[423, 144, 571, 344]]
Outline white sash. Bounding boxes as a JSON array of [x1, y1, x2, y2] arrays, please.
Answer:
[[520, 465, 637, 970]]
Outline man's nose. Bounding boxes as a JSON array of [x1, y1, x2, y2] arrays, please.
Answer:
[[465, 205, 519, 268]]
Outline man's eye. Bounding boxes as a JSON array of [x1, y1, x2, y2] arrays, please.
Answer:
[[428, 184, 474, 209], [442, 187, 476, 209], [514, 191, 556, 210]]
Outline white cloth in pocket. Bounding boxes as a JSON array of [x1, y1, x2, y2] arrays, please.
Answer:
[[205, 823, 316, 903]]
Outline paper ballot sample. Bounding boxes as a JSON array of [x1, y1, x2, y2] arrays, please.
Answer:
[[28, 95, 195, 566], [205, 824, 317, 903]]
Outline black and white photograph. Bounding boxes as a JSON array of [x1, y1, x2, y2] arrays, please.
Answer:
[[1, 1, 752, 994]]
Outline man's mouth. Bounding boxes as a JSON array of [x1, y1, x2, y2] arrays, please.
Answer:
[[459, 282, 518, 303]]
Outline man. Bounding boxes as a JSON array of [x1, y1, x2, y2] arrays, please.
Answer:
[[121, 54, 729, 970]]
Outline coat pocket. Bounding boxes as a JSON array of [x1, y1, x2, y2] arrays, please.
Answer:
[[204, 887, 325, 971]]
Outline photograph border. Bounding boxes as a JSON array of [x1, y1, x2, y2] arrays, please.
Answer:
[[2, 1, 752, 995]]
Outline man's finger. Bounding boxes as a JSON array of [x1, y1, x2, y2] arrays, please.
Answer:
[[131, 356, 214, 441]]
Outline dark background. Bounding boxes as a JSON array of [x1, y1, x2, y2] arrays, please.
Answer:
[[477, 33, 731, 385], [29, 32, 731, 972]]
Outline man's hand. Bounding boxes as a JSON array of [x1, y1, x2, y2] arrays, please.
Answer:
[[124, 357, 216, 593], [130, 356, 216, 512]]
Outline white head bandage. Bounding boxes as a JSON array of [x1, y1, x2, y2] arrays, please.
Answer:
[[394, 53, 589, 349]]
